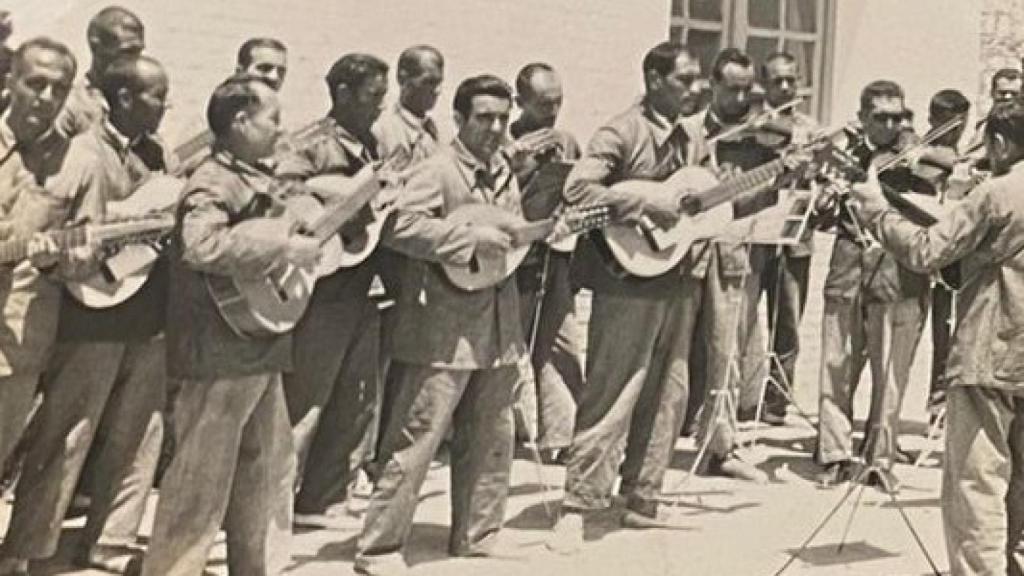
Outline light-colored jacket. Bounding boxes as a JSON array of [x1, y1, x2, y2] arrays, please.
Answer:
[[861, 160, 1024, 390]]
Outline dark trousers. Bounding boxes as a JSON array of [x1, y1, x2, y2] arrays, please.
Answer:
[[284, 296, 381, 514], [356, 363, 516, 570]]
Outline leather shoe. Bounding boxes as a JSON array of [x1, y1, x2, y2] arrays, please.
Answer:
[[620, 507, 692, 530], [545, 510, 584, 555], [816, 460, 855, 488], [83, 545, 143, 575], [706, 453, 768, 483]]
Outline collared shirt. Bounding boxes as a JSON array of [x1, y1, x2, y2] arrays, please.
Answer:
[[167, 148, 302, 380], [55, 72, 107, 138], [563, 99, 701, 298], [25, 120, 175, 342], [860, 160, 1024, 391], [383, 137, 525, 369], [276, 116, 380, 305], [0, 114, 72, 375], [373, 103, 441, 174], [819, 128, 929, 303]]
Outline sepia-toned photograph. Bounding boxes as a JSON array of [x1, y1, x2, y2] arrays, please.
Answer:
[[0, 1, 1016, 575]]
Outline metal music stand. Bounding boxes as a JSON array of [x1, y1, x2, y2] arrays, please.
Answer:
[[771, 287, 942, 576]]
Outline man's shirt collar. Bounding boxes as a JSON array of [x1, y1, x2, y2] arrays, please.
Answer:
[[450, 137, 511, 196], [328, 117, 376, 163], [396, 104, 437, 141]]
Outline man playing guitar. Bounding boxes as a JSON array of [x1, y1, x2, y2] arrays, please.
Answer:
[[1, 54, 174, 574], [274, 53, 389, 528]]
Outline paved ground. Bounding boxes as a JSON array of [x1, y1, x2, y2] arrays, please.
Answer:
[[1, 233, 952, 576]]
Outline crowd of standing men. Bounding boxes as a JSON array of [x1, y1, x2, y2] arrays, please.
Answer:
[[0, 5, 1022, 576]]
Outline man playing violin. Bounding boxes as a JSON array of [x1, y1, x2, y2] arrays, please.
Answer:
[[815, 80, 928, 491], [749, 51, 820, 426], [356, 74, 524, 574], [849, 96, 1024, 576], [275, 53, 389, 529], [672, 48, 777, 483]]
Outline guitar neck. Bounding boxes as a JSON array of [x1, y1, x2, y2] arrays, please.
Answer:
[[688, 158, 786, 213], [306, 169, 382, 244], [0, 227, 88, 264], [509, 219, 556, 247]]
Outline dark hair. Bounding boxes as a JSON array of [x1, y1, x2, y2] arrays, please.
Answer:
[[237, 37, 286, 68], [206, 73, 272, 137], [325, 53, 388, 101], [859, 80, 904, 113], [929, 89, 969, 119], [991, 68, 1022, 91], [760, 51, 795, 79], [452, 74, 512, 116], [985, 98, 1024, 147], [96, 53, 161, 107], [12, 36, 76, 79], [711, 47, 752, 82], [515, 62, 554, 98], [642, 41, 693, 79], [396, 45, 442, 79], [87, 5, 144, 49]]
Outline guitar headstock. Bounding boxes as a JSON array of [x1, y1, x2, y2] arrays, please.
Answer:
[[561, 204, 612, 233], [546, 204, 612, 246]]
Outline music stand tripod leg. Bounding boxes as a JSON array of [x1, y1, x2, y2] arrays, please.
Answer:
[[516, 248, 556, 524]]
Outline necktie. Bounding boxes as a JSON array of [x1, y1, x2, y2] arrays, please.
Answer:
[[422, 117, 439, 142]]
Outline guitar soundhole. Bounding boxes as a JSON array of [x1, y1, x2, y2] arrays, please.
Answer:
[[341, 230, 369, 252]]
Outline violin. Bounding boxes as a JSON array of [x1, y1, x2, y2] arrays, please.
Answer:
[[707, 97, 805, 150]]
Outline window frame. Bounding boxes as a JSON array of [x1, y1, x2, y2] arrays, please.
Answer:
[[670, 0, 836, 122]]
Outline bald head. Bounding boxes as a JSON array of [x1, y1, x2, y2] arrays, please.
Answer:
[[6, 37, 76, 140], [397, 45, 443, 118], [86, 6, 144, 75], [100, 54, 167, 137]]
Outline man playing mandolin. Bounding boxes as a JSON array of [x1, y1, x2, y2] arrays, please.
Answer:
[[1, 54, 175, 574], [0, 39, 78, 576], [275, 52, 390, 529], [356, 74, 525, 573]]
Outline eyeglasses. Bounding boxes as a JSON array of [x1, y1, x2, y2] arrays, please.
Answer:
[[870, 112, 906, 124], [770, 76, 798, 87]]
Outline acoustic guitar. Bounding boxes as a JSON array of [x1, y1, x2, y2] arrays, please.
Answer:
[[441, 203, 610, 291], [598, 139, 834, 278], [65, 120, 336, 309], [205, 165, 385, 338]]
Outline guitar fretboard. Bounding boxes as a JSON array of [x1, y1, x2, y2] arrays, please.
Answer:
[[687, 158, 786, 213], [0, 227, 87, 264]]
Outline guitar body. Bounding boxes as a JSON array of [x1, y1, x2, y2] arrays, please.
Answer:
[[440, 204, 533, 292], [601, 166, 730, 277], [204, 217, 319, 338], [206, 261, 317, 338], [65, 244, 161, 308]]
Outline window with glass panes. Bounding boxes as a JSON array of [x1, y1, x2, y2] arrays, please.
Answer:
[[669, 0, 834, 121]]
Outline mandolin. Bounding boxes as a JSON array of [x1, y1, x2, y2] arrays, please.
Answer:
[[441, 203, 610, 291]]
